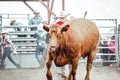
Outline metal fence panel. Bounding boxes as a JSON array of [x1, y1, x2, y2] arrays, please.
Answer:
[[0, 19, 120, 68]]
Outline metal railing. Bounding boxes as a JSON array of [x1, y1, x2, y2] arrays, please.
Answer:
[[92, 19, 119, 66], [0, 26, 37, 54], [0, 19, 119, 67]]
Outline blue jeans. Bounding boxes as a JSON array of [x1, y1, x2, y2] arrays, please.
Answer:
[[1, 48, 21, 68], [35, 43, 45, 64], [31, 27, 37, 31]]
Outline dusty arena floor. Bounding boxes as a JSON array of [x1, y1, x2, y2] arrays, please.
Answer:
[[0, 63, 120, 80]]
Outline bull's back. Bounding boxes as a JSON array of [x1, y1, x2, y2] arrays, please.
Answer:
[[64, 18, 100, 53]]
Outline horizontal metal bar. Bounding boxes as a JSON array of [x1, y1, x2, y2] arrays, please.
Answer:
[[3, 26, 38, 28], [11, 38, 36, 41], [16, 48, 36, 51]]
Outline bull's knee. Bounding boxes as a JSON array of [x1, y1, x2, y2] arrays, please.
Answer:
[[46, 62, 51, 68], [46, 62, 52, 80], [72, 71, 76, 76]]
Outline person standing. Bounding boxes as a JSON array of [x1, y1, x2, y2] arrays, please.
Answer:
[[99, 40, 110, 66], [56, 11, 69, 26], [29, 10, 42, 31], [0, 30, 21, 70], [33, 26, 46, 64], [56, 11, 70, 76], [108, 36, 116, 66]]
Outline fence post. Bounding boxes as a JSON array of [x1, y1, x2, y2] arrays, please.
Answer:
[[118, 24, 120, 66], [0, 15, 2, 30]]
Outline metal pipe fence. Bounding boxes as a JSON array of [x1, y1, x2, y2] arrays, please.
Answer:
[[0, 18, 120, 68]]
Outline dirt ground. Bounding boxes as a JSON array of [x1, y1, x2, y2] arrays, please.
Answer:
[[0, 63, 120, 80]]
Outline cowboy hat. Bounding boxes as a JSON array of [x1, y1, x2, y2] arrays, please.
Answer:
[[1, 30, 9, 34], [59, 11, 67, 17], [59, 11, 70, 18], [34, 10, 40, 14], [10, 20, 16, 25]]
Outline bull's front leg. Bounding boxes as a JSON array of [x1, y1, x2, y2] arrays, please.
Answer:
[[68, 60, 79, 80], [68, 64, 72, 80], [46, 53, 53, 80]]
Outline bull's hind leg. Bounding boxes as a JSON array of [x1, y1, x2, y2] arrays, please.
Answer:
[[85, 48, 97, 80], [46, 54, 53, 80]]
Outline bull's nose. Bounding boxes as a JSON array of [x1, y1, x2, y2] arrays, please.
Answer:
[[50, 46, 56, 52]]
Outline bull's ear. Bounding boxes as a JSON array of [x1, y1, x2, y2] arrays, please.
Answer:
[[43, 25, 49, 32], [61, 25, 70, 32]]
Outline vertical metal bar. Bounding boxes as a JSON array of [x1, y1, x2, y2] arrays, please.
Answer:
[[0, 16, 2, 60], [0, 21, 2, 58], [112, 19, 119, 66], [48, 0, 54, 24], [110, 19, 119, 66], [114, 19, 120, 66], [50, 0, 54, 16], [62, 0, 65, 11], [118, 24, 120, 66], [0, 16, 2, 27], [47, 0, 50, 24]]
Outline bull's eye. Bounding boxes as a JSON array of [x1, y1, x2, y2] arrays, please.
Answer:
[[57, 34, 61, 38]]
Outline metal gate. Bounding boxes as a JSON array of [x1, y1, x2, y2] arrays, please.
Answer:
[[0, 18, 120, 68], [92, 19, 119, 67]]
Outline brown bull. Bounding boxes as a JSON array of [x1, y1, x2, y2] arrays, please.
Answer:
[[43, 18, 100, 80]]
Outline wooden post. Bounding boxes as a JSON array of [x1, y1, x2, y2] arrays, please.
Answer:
[[23, 1, 34, 12], [62, 0, 65, 11], [47, 0, 50, 24], [38, 0, 56, 16], [48, 0, 54, 24]]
